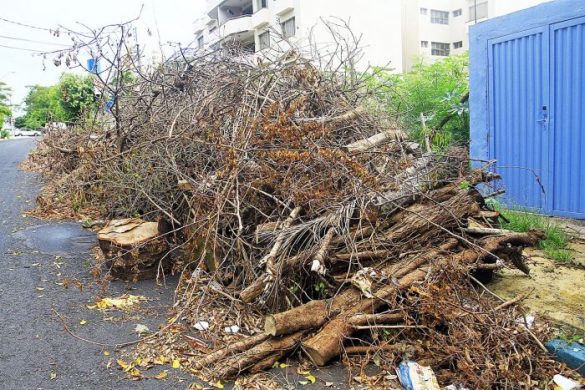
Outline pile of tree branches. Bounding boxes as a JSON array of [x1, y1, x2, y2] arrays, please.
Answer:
[[27, 21, 568, 387]]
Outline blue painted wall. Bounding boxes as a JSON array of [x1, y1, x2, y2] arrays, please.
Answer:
[[470, 0, 585, 218]]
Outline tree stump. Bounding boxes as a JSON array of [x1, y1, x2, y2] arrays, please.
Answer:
[[97, 218, 170, 281]]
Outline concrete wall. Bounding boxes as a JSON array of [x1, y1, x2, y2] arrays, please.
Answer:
[[295, 0, 404, 71]]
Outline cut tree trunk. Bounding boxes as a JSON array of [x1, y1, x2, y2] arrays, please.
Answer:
[[97, 218, 170, 281]]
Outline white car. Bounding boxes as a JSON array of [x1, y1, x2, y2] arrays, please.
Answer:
[[13, 129, 42, 137]]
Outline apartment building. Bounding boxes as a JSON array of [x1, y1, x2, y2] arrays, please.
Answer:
[[403, 0, 551, 70], [194, 0, 551, 73], [194, 0, 406, 71]]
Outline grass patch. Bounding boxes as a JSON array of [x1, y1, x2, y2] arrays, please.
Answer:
[[496, 208, 572, 261]]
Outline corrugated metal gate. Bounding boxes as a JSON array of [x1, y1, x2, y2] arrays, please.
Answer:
[[480, 8, 585, 218]]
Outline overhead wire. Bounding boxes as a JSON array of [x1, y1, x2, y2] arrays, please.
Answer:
[[0, 34, 69, 47], [0, 16, 52, 32], [0, 43, 46, 53]]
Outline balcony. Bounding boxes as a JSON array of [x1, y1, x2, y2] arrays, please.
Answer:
[[221, 14, 253, 37], [252, 7, 271, 28], [272, 0, 294, 16]]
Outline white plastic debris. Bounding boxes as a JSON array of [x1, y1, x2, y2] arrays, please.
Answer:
[[553, 374, 582, 390], [396, 361, 440, 390], [134, 324, 150, 335], [193, 320, 210, 331], [224, 325, 240, 334]]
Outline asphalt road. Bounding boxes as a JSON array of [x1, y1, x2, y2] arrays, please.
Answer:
[[0, 139, 179, 389]]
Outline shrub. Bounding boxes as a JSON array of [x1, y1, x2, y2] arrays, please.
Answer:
[[367, 54, 469, 149]]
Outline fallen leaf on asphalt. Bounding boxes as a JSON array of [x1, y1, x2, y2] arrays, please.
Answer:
[[154, 371, 168, 379], [135, 324, 150, 335], [172, 359, 181, 369], [79, 319, 87, 325], [103, 351, 110, 356], [36, 287, 44, 291], [117, 359, 130, 371], [93, 294, 146, 310], [305, 374, 316, 384], [154, 355, 168, 365], [129, 368, 141, 377], [213, 380, 224, 389], [49, 372, 57, 380]]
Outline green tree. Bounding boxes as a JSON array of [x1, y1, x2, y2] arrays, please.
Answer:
[[20, 84, 64, 129], [20, 73, 96, 129], [14, 116, 27, 129], [0, 81, 11, 129], [368, 53, 469, 149], [58, 73, 97, 122]]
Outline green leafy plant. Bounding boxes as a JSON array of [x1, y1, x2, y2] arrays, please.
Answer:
[[367, 53, 469, 149], [494, 206, 572, 262], [19, 73, 97, 129]]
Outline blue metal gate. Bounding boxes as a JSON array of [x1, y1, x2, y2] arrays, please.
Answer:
[[550, 16, 585, 217], [486, 17, 585, 218], [488, 27, 550, 212]]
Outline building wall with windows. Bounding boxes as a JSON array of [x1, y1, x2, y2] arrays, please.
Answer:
[[195, 0, 551, 73], [195, 0, 405, 71], [402, 0, 550, 70]]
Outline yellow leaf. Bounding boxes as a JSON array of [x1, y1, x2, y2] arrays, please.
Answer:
[[129, 368, 141, 377], [154, 371, 168, 379], [86, 304, 96, 309], [79, 320, 87, 325], [297, 369, 310, 375], [213, 380, 224, 389], [103, 351, 110, 356], [306, 374, 316, 384], [117, 359, 130, 370], [279, 363, 287, 368], [134, 357, 142, 365], [49, 372, 57, 380], [299, 380, 309, 385], [93, 294, 146, 311], [36, 287, 45, 291], [172, 359, 181, 369]]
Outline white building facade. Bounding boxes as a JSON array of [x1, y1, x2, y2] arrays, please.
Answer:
[[194, 0, 551, 72], [403, 0, 551, 70]]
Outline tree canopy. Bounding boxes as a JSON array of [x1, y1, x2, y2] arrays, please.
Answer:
[[0, 81, 11, 129], [18, 73, 97, 129]]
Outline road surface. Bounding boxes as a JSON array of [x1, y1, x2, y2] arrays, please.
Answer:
[[0, 139, 178, 389]]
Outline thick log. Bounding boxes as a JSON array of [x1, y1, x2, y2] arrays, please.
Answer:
[[193, 332, 270, 369], [215, 331, 305, 378], [265, 239, 458, 337], [344, 128, 406, 153], [301, 231, 541, 366]]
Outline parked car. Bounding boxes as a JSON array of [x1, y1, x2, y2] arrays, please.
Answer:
[[13, 129, 42, 137]]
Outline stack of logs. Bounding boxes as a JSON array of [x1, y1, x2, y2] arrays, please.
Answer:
[[189, 171, 545, 379]]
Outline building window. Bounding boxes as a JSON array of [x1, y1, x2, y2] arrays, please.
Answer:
[[421, 41, 428, 48], [431, 42, 450, 56], [453, 41, 463, 49], [431, 10, 449, 24], [197, 35, 204, 49], [281, 17, 295, 38], [420, 8, 428, 15], [259, 31, 270, 50], [469, 2, 488, 21], [257, 0, 267, 9], [453, 9, 462, 17]]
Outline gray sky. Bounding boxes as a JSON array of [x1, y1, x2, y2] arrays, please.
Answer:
[[0, 0, 206, 112]]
